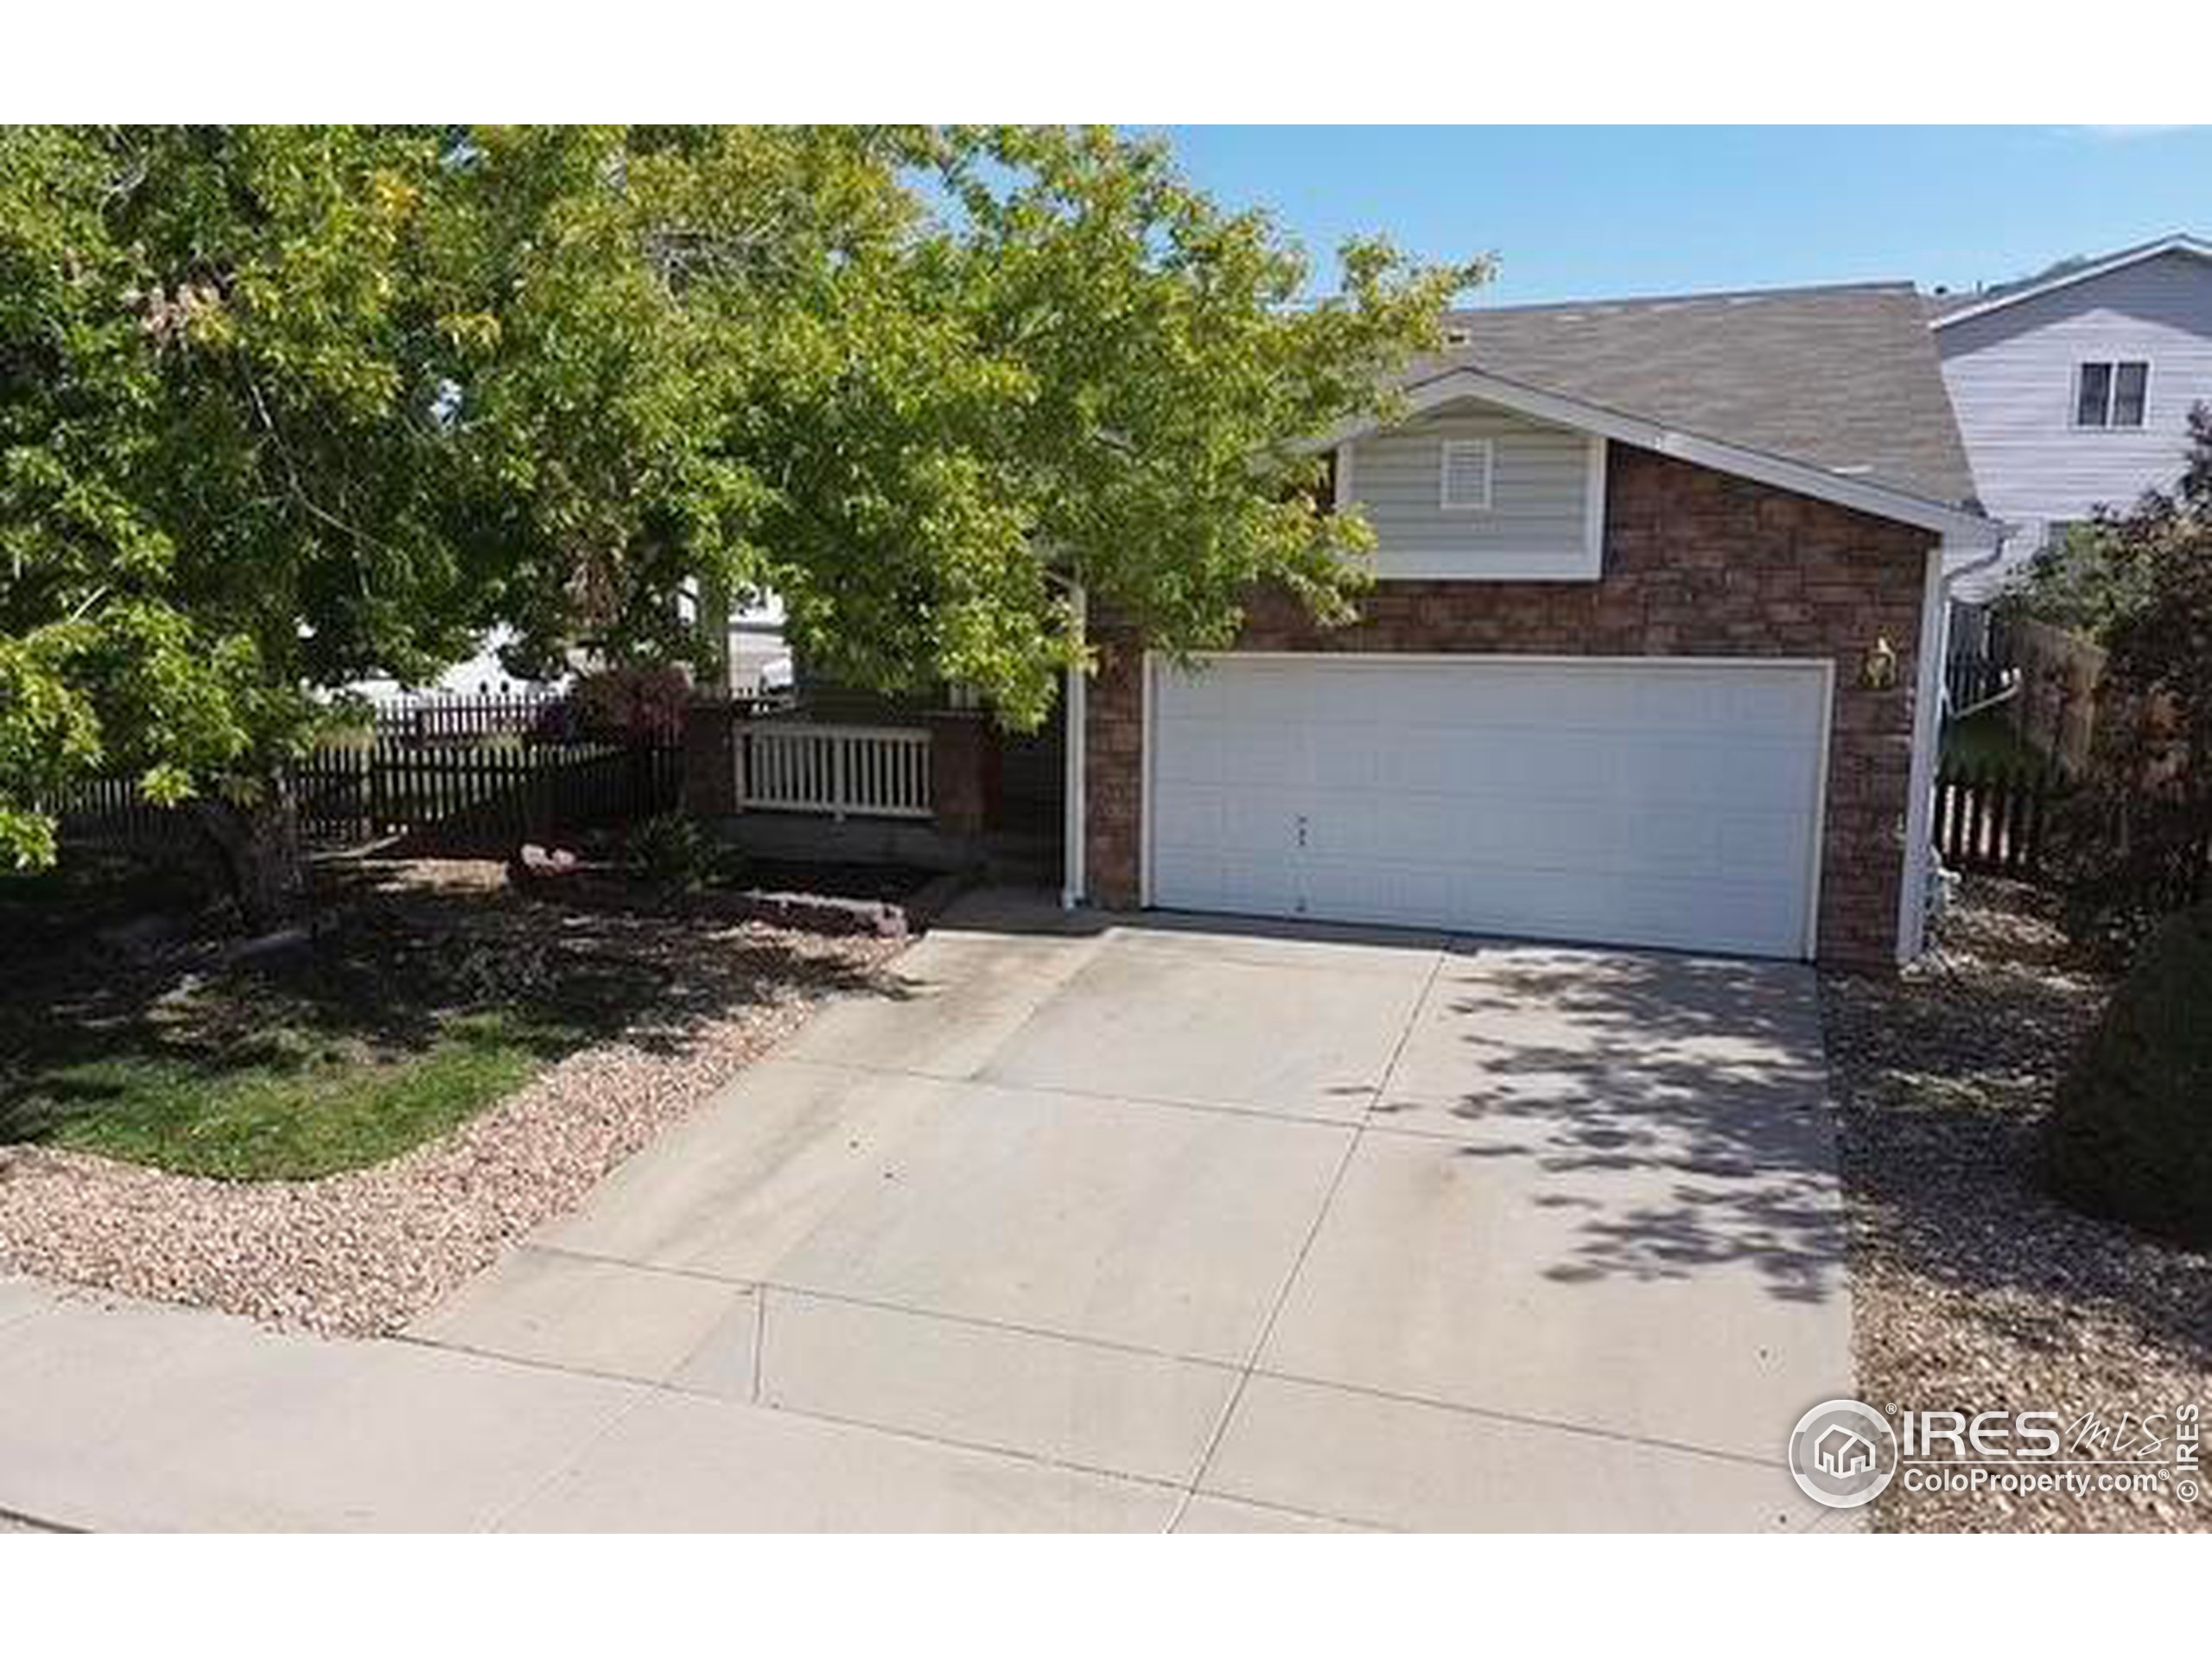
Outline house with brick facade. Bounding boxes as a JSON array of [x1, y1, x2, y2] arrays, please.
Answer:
[[1068, 282, 2005, 970], [693, 279, 2005, 969]]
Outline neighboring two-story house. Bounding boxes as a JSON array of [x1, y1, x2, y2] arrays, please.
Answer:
[[1929, 232, 2212, 607]]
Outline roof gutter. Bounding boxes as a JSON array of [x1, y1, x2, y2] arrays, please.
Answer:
[[1898, 523, 2016, 962]]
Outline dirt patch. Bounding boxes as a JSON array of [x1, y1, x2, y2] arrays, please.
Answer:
[[1822, 880, 2211, 1532]]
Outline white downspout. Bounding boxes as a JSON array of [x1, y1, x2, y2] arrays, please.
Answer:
[[1897, 531, 2009, 963], [1060, 583, 1088, 910]]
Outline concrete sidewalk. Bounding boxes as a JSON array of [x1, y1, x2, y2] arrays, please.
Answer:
[[0, 1275, 1183, 1531], [0, 893, 1850, 1532]]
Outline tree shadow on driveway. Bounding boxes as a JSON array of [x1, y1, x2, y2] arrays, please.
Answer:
[[1371, 941, 1847, 1306]]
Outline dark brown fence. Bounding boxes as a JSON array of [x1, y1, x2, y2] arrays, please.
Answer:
[[293, 734, 680, 851], [57, 695, 685, 860], [363, 686, 788, 746], [46, 775, 202, 858], [1934, 761, 2060, 877]]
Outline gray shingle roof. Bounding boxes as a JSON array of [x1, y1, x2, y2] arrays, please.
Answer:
[[1413, 281, 1977, 511]]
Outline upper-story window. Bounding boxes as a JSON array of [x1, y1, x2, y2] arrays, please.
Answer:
[[1439, 438, 1494, 511], [2075, 360, 2149, 429]]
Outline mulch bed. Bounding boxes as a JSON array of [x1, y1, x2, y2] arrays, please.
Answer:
[[1821, 879, 2211, 1532], [0, 858, 901, 1336]]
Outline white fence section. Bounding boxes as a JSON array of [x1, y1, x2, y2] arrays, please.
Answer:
[[739, 721, 934, 820]]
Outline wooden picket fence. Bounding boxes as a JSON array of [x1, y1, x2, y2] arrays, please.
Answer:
[[54, 693, 685, 860], [1932, 760, 2210, 900], [1932, 760, 2061, 878], [44, 774, 202, 858], [295, 734, 682, 853]]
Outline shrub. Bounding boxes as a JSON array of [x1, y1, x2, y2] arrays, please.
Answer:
[[626, 811, 723, 892], [2041, 902, 2212, 1248]]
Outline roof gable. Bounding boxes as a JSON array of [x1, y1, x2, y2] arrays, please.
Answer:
[[1327, 368, 1995, 543], [1327, 281, 1992, 542], [1927, 234, 2212, 330]]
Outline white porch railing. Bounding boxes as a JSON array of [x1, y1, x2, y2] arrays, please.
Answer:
[[738, 721, 934, 820]]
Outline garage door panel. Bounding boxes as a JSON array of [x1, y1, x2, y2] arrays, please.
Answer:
[[1154, 784, 1300, 857], [1312, 793, 1804, 882], [1149, 658, 1827, 960], [1151, 721, 1226, 785], [1309, 739, 1385, 791], [1719, 671, 1829, 732], [1152, 849, 1305, 918], [1716, 812, 1820, 875], [1150, 783, 1228, 851]]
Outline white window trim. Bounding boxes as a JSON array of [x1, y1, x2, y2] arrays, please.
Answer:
[[1060, 584, 1087, 910], [2072, 359, 2151, 431], [1438, 438, 1494, 512]]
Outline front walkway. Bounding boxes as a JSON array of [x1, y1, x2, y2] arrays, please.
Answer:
[[0, 893, 1853, 1530]]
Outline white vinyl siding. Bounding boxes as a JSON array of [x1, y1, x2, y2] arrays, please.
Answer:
[[1147, 655, 1831, 960], [1344, 401, 1602, 581]]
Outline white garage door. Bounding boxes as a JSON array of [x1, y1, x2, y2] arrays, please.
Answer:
[[1147, 655, 1832, 959]]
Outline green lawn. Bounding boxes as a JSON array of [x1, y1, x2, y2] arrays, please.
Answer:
[[7, 1007, 572, 1180], [1942, 709, 2050, 776], [0, 865, 672, 1182]]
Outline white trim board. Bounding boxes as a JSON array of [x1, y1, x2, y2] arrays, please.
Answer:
[[1929, 234, 2212, 331], [1315, 367, 2000, 545], [1060, 584, 1089, 909], [1137, 649, 1158, 909], [1898, 547, 1948, 963], [1141, 650, 1838, 961]]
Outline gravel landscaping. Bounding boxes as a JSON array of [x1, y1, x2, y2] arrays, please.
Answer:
[[0, 860, 899, 1336], [1822, 879, 2211, 1533]]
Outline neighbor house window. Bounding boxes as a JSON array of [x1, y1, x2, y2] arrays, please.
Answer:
[[2075, 360, 2149, 429], [1439, 438, 1493, 511]]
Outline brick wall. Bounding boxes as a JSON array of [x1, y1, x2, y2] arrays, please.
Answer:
[[1084, 443, 1935, 967], [680, 698, 740, 819]]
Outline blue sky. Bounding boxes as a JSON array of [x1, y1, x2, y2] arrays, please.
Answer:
[[1154, 127, 2212, 304]]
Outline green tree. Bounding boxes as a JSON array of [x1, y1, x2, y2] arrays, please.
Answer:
[[2, 125, 1478, 920], [2027, 404, 2212, 943]]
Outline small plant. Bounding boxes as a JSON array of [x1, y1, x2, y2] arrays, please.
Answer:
[[626, 811, 721, 892]]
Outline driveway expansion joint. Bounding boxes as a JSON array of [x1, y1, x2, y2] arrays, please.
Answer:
[[1174, 944, 1453, 1528]]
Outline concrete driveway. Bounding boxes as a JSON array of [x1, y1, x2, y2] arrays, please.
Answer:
[[398, 890, 1854, 1531]]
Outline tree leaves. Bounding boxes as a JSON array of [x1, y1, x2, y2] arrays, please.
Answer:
[[0, 124, 1478, 868]]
